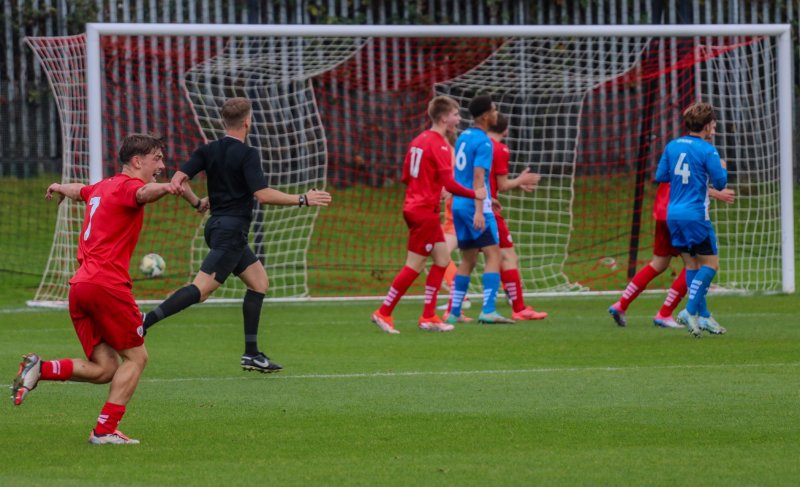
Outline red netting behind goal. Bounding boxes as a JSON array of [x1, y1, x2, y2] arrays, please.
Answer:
[[310, 38, 501, 296], [27, 32, 785, 303]]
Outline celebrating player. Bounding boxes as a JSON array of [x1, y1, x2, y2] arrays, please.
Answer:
[[142, 97, 332, 369], [445, 94, 513, 325], [654, 102, 728, 337], [11, 133, 184, 444], [371, 95, 486, 334], [487, 114, 548, 321]]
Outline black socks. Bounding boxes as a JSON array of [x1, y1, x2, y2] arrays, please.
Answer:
[[243, 289, 265, 355], [143, 284, 201, 330]]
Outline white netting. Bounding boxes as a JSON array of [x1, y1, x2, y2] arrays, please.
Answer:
[[25, 30, 788, 305], [182, 37, 367, 298]]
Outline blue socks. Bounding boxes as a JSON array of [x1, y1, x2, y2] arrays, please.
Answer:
[[686, 266, 716, 316], [450, 274, 471, 317], [481, 272, 500, 314]]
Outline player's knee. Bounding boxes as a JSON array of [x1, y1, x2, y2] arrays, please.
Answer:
[[94, 365, 117, 384], [137, 349, 149, 368], [502, 252, 518, 268]]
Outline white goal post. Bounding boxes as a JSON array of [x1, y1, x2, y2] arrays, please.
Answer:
[[29, 22, 795, 306]]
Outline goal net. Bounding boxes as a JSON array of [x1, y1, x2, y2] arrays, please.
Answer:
[[25, 25, 794, 304]]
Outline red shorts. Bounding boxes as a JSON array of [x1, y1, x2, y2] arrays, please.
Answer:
[[495, 212, 514, 249], [653, 220, 680, 257], [69, 282, 144, 358], [404, 208, 445, 256]]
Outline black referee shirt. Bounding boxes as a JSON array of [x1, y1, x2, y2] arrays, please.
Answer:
[[181, 136, 268, 220]]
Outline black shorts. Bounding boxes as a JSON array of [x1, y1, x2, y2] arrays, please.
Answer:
[[457, 227, 499, 250], [200, 215, 259, 283], [674, 236, 716, 257]]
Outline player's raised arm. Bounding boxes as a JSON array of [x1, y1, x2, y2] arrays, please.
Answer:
[[45, 182, 85, 203]]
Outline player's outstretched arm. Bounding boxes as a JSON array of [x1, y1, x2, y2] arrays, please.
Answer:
[[136, 182, 181, 205], [254, 188, 332, 207], [709, 188, 735, 204], [45, 182, 85, 203], [439, 169, 481, 200], [497, 168, 541, 193], [169, 170, 190, 195]]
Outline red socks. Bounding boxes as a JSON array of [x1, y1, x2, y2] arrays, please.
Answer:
[[41, 359, 74, 381], [95, 402, 126, 435], [501, 268, 526, 313], [658, 268, 687, 317], [619, 264, 660, 311], [379, 266, 420, 316], [423, 265, 447, 318]]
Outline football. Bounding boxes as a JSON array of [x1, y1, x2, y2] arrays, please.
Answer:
[[139, 253, 166, 277]]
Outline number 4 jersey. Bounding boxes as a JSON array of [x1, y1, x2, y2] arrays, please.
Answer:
[[655, 135, 727, 222], [70, 174, 147, 289]]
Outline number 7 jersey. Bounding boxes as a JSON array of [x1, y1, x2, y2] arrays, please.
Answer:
[[401, 130, 455, 212], [70, 174, 147, 289]]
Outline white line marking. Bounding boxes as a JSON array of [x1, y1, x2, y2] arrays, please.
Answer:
[[139, 361, 800, 382], [2, 362, 798, 389]]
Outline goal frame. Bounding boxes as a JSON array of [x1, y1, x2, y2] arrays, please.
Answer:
[[84, 22, 795, 294]]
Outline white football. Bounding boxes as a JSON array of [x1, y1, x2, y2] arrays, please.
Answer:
[[139, 253, 166, 278]]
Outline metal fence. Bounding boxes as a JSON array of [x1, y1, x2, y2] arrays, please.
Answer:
[[1, 0, 799, 176]]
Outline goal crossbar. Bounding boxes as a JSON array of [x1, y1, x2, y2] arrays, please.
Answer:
[[77, 23, 795, 295]]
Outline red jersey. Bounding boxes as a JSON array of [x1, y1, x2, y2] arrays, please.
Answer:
[[490, 139, 510, 200], [653, 182, 670, 221], [402, 130, 455, 212], [69, 174, 146, 290]]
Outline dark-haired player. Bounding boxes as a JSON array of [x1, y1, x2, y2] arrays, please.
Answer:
[[11, 133, 184, 444], [446, 94, 513, 325]]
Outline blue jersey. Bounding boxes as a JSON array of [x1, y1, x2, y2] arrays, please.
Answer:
[[655, 135, 727, 222], [452, 127, 493, 213]]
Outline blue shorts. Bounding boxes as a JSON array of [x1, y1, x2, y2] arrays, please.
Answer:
[[453, 207, 499, 249], [667, 219, 718, 256]]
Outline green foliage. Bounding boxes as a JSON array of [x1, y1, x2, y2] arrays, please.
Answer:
[[64, 0, 98, 33]]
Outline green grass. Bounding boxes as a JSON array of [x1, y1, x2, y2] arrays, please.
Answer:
[[5, 175, 797, 306], [2, 295, 799, 486]]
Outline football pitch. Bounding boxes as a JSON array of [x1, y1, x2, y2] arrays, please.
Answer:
[[1, 294, 799, 486]]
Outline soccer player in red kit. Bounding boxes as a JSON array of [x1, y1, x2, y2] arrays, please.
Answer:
[[487, 114, 548, 321], [371, 96, 487, 334], [10, 134, 186, 444]]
